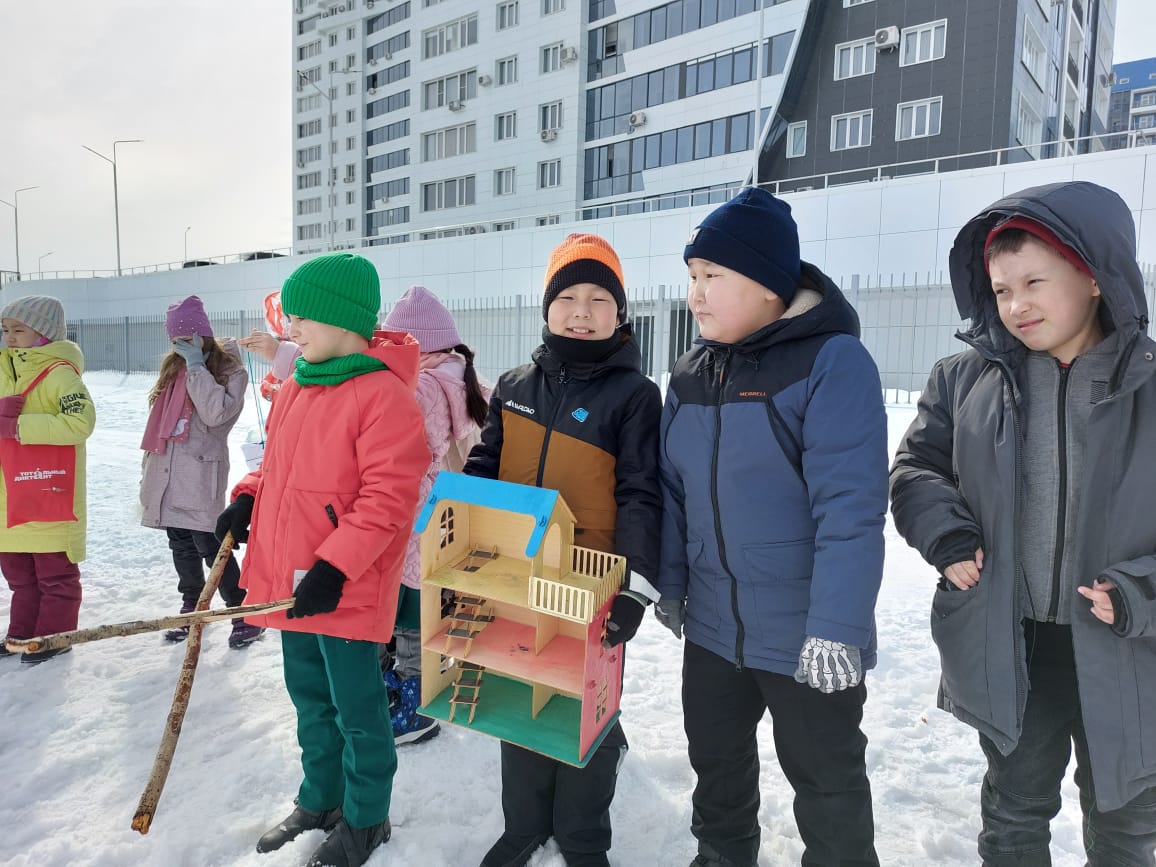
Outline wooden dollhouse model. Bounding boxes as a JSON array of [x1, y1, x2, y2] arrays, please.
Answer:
[[413, 472, 627, 767]]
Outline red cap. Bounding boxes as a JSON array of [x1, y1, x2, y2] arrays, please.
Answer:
[[983, 216, 1092, 277]]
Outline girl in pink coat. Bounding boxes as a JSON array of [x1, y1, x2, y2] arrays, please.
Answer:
[[380, 286, 488, 744]]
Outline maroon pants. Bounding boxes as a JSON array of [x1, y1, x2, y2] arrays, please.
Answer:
[[1, 551, 82, 639]]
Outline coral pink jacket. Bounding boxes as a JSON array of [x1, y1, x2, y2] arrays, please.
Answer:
[[233, 330, 429, 642]]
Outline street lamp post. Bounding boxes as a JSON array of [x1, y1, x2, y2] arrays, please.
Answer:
[[184, 226, 191, 262], [37, 251, 53, 279], [0, 186, 39, 281], [298, 67, 359, 253], [83, 139, 142, 276]]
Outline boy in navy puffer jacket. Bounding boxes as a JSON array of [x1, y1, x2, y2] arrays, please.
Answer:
[[655, 187, 888, 867]]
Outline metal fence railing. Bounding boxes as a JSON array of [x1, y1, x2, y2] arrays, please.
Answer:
[[67, 267, 1156, 398]]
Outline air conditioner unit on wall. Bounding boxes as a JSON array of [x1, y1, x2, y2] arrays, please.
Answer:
[[368, 57, 378, 66], [478, 74, 493, 86], [448, 98, 463, 111], [560, 46, 579, 64], [628, 110, 647, 128], [369, 86, 377, 94], [540, 128, 558, 142], [875, 26, 900, 50]]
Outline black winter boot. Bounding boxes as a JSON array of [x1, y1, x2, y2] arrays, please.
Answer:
[[164, 594, 199, 642], [480, 832, 549, 867], [255, 804, 342, 853], [690, 841, 749, 866], [306, 816, 390, 867], [561, 850, 611, 866]]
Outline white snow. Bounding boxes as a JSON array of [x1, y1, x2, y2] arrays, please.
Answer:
[[0, 373, 1087, 867]]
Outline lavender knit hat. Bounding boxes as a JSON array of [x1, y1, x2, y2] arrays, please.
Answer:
[[0, 295, 66, 342], [165, 295, 214, 339], [383, 286, 462, 352]]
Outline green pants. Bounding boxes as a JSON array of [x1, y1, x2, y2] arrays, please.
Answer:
[[282, 630, 397, 828]]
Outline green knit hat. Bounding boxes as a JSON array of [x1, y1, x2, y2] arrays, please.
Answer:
[[280, 253, 381, 340]]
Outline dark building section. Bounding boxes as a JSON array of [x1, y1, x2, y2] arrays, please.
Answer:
[[759, 0, 1116, 191]]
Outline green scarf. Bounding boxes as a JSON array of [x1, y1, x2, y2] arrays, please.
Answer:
[[294, 352, 388, 386]]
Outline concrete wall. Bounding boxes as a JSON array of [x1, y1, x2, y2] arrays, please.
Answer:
[[13, 145, 1155, 318]]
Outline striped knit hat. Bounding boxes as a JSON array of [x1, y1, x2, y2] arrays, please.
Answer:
[[542, 233, 627, 322], [0, 295, 66, 342], [281, 252, 381, 340]]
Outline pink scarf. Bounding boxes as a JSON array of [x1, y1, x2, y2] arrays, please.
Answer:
[[140, 368, 193, 454]]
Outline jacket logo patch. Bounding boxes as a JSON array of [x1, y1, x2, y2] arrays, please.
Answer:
[[504, 399, 535, 416], [571, 407, 589, 423], [738, 391, 767, 398]]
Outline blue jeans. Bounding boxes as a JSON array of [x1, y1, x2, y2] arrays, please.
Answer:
[[978, 620, 1156, 866]]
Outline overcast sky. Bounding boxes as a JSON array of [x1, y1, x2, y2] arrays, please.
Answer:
[[0, 0, 1152, 276]]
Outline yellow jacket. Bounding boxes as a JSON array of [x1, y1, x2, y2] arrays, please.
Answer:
[[0, 341, 95, 562]]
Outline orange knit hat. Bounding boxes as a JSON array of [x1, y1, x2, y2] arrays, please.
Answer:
[[542, 233, 627, 322]]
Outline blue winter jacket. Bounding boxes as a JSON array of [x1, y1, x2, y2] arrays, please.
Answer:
[[657, 263, 889, 675]]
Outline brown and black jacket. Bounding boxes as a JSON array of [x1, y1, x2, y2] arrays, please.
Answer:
[[463, 327, 662, 586]]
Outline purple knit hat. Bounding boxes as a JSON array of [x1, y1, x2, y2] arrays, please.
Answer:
[[383, 286, 462, 352], [165, 295, 214, 339]]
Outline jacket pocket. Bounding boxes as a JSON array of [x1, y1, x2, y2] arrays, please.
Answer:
[[743, 540, 813, 638], [1130, 640, 1156, 768], [930, 582, 991, 720], [685, 539, 722, 630]]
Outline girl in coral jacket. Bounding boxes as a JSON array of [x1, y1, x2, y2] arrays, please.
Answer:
[[215, 253, 429, 867], [0, 296, 95, 665], [379, 284, 489, 745], [139, 295, 259, 649]]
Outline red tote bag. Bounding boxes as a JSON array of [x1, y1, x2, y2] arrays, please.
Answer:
[[0, 361, 79, 528]]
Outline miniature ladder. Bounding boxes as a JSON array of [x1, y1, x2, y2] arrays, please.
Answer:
[[442, 594, 495, 655], [449, 662, 485, 724]]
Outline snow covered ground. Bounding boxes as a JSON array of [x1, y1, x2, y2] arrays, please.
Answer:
[[0, 372, 1089, 867]]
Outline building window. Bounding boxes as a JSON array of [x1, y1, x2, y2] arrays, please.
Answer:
[[494, 167, 516, 195], [329, 33, 339, 48], [497, 56, 518, 85], [297, 197, 322, 215], [1021, 16, 1046, 87], [297, 93, 322, 113], [297, 119, 323, 139], [439, 507, 455, 548], [543, 0, 564, 13], [424, 14, 479, 59], [786, 121, 806, 158], [298, 172, 321, 190], [497, 0, 519, 29], [831, 109, 872, 150], [1016, 95, 1042, 157], [900, 20, 947, 67], [345, 218, 358, 231], [346, 191, 356, 205], [347, 25, 357, 39], [493, 220, 516, 231], [366, 119, 410, 146], [540, 100, 563, 131], [1134, 90, 1156, 108], [298, 40, 322, 61], [423, 122, 477, 160], [896, 96, 942, 140], [541, 43, 563, 73], [345, 81, 356, 97], [367, 2, 412, 34], [346, 109, 357, 123], [536, 215, 560, 226], [422, 175, 476, 210], [297, 223, 323, 241], [496, 111, 517, 140], [297, 145, 322, 164], [423, 71, 479, 109], [538, 159, 562, 188], [346, 135, 357, 151], [834, 37, 876, 80]]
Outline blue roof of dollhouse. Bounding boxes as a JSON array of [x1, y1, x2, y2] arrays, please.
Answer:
[[414, 473, 561, 558]]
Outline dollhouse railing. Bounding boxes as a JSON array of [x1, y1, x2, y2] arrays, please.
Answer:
[[528, 546, 626, 624]]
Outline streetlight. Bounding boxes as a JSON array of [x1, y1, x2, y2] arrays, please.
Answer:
[[0, 186, 39, 281], [184, 226, 192, 262], [297, 67, 359, 252], [37, 252, 53, 279], [83, 139, 142, 276]]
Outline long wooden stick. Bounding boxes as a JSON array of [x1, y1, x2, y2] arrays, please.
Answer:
[[131, 533, 236, 835], [3, 598, 295, 654]]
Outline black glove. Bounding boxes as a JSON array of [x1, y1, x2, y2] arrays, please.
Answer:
[[288, 559, 347, 619], [603, 590, 647, 648], [215, 494, 255, 545]]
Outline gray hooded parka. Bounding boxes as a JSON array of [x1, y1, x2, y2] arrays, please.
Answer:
[[890, 181, 1156, 812]]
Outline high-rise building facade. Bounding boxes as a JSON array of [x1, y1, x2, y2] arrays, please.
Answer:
[[291, 0, 1116, 252], [1107, 56, 1156, 148]]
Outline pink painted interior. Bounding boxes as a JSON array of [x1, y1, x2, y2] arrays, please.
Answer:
[[578, 594, 623, 758]]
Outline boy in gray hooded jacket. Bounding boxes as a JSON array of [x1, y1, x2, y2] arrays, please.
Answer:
[[891, 180, 1156, 866]]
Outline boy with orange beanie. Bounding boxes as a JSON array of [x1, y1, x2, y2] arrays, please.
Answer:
[[464, 233, 662, 867]]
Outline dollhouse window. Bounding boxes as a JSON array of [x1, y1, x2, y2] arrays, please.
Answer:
[[440, 507, 455, 548]]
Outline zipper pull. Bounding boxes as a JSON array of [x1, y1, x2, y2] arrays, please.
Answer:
[[558, 363, 569, 384]]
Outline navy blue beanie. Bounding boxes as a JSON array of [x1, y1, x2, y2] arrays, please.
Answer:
[[683, 187, 801, 304]]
